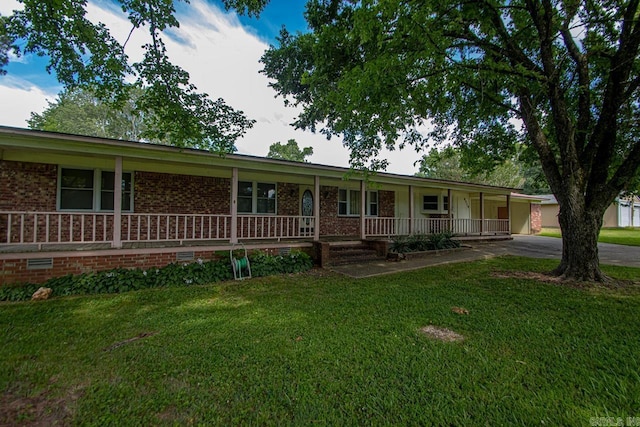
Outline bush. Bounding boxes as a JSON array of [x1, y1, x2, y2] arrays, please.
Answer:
[[390, 231, 461, 254], [249, 250, 313, 277], [0, 251, 313, 302]]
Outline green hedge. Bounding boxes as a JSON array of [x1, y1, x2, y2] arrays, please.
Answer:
[[389, 231, 461, 253], [0, 250, 314, 302]]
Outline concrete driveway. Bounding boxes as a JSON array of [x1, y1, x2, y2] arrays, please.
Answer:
[[329, 235, 640, 278], [506, 235, 640, 268]]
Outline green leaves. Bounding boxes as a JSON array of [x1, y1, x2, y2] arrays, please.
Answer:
[[267, 139, 314, 162], [3, 0, 254, 152], [0, 251, 314, 302]]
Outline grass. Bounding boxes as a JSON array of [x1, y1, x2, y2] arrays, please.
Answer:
[[540, 227, 640, 246], [2, 257, 640, 425]]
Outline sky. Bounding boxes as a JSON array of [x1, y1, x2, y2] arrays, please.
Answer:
[[0, 0, 426, 174]]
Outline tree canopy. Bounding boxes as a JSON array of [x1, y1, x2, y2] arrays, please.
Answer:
[[261, 0, 640, 281], [267, 139, 313, 162], [1, 0, 255, 152], [418, 145, 550, 193], [28, 86, 151, 142]]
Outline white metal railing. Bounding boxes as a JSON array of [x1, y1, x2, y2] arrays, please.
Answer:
[[365, 217, 510, 237], [121, 213, 232, 242], [0, 211, 114, 245], [237, 215, 315, 239], [483, 219, 510, 234], [0, 212, 317, 246]]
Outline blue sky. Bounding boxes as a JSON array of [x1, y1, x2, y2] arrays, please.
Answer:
[[0, 0, 423, 174]]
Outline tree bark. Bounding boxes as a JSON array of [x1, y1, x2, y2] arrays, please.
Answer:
[[553, 195, 608, 282]]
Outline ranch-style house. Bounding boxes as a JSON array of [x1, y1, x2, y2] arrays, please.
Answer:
[[0, 126, 541, 284]]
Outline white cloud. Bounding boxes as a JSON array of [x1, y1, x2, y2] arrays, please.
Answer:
[[0, 78, 55, 128], [0, 0, 423, 174]]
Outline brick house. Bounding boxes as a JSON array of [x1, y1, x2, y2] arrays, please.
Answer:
[[0, 127, 541, 284]]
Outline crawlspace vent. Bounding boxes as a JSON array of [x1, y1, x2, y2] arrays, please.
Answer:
[[176, 251, 195, 261], [27, 258, 54, 270]]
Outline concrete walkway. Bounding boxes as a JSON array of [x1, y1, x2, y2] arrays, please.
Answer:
[[329, 235, 640, 278]]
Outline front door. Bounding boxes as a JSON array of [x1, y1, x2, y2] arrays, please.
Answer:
[[301, 189, 314, 235]]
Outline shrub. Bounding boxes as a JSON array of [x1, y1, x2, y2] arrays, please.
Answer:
[[0, 251, 313, 302], [390, 232, 460, 254], [250, 250, 313, 277]]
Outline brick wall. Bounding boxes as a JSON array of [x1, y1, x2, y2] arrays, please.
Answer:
[[379, 190, 395, 217], [135, 171, 230, 214], [0, 250, 224, 285], [277, 182, 299, 215], [0, 160, 57, 211], [318, 186, 395, 236], [530, 203, 542, 234]]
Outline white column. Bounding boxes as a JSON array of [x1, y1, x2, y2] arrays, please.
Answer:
[[409, 185, 414, 235], [506, 193, 511, 234], [314, 175, 320, 241], [231, 167, 238, 243], [112, 156, 123, 248], [447, 188, 452, 233], [360, 180, 366, 240], [480, 192, 485, 235]]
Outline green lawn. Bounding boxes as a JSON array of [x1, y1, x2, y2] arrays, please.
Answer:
[[2, 257, 640, 425], [540, 227, 640, 246]]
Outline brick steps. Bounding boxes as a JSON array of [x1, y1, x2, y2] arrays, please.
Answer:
[[327, 242, 386, 266]]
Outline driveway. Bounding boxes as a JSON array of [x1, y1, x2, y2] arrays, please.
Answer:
[[506, 235, 640, 268], [329, 235, 640, 278]]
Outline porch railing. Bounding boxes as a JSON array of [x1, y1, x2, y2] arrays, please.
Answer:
[[0, 211, 316, 246], [365, 217, 510, 237], [0, 211, 509, 248]]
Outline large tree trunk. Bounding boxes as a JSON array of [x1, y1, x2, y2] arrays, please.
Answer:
[[553, 196, 608, 282]]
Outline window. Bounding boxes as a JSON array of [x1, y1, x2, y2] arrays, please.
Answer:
[[60, 168, 94, 210], [423, 195, 439, 211], [58, 168, 133, 211], [338, 189, 378, 216], [238, 181, 276, 214], [101, 171, 132, 211], [443, 195, 449, 212], [369, 191, 378, 216]]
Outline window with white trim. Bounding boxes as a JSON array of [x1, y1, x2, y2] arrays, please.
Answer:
[[422, 195, 439, 211], [338, 189, 378, 216], [238, 181, 276, 214], [58, 168, 133, 211]]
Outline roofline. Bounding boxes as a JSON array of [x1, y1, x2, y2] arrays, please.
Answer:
[[0, 126, 520, 193]]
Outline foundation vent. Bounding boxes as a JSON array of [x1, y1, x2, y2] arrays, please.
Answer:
[[278, 247, 291, 256], [176, 251, 195, 261], [27, 258, 54, 270]]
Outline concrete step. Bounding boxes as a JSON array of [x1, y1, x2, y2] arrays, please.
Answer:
[[328, 246, 384, 266]]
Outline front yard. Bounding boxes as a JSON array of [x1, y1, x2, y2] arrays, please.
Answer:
[[2, 257, 639, 425]]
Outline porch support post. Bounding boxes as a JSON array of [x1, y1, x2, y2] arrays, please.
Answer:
[[314, 175, 320, 241], [480, 192, 485, 235], [447, 188, 452, 233], [506, 193, 511, 234], [231, 167, 238, 243], [360, 180, 366, 240], [409, 185, 414, 235], [112, 156, 123, 248]]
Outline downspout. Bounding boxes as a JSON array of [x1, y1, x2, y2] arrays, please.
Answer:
[[314, 175, 320, 241]]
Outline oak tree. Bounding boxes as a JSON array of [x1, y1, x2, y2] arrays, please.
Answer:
[[1, 0, 254, 152], [261, 0, 640, 281]]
